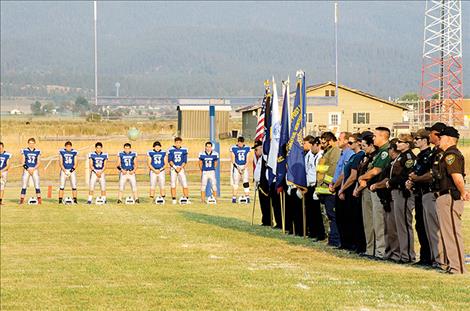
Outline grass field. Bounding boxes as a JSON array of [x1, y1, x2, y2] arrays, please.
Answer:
[[1, 118, 470, 309], [1, 185, 469, 310]]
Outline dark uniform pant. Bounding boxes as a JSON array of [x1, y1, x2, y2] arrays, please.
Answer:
[[414, 191, 432, 264], [270, 184, 282, 229], [258, 187, 271, 226]]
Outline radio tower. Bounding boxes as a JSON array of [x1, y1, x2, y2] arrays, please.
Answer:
[[419, 0, 463, 127]]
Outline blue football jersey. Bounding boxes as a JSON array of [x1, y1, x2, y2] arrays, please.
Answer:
[[59, 148, 78, 170], [168, 146, 188, 167], [0, 152, 12, 170], [89, 152, 108, 170], [147, 150, 166, 170], [231, 145, 251, 166], [199, 151, 219, 171], [118, 151, 137, 171], [22, 148, 41, 168]]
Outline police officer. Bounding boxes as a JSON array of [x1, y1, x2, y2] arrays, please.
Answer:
[[409, 122, 446, 267], [386, 134, 416, 263], [370, 140, 399, 262], [405, 129, 433, 266], [433, 126, 468, 274], [253, 140, 270, 226]]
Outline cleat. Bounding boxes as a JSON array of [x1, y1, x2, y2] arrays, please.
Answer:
[[232, 197, 237, 204], [87, 200, 92, 204], [246, 197, 250, 204], [117, 200, 122, 204], [135, 199, 140, 204]]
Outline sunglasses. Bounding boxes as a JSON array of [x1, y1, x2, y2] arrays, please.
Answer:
[[348, 141, 356, 145], [414, 137, 424, 140], [397, 140, 406, 144]]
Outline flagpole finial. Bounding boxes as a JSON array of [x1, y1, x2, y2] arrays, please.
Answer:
[[296, 70, 304, 79], [264, 80, 270, 87]]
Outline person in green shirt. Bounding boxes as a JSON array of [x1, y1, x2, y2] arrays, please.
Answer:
[[357, 127, 391, 259]]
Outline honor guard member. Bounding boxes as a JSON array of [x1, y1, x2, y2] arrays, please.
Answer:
[[168, 137, 189, 204], [20, 138, 42, 204], [253, 140, 270, 226], [88, 142, 108, 204], [0, 142, 12, 205], [304, 136, 324, 240], [58, 141, 78, 204], [117, 143, 139, 204], [433, 126, 468, 274], [409, 122, 446, 267], [405, 129, 433, 266], [147, 141, 167, 199], [199, 142, 219, 203], [386, 134, 416, 263], [230, 136, 251, 203]]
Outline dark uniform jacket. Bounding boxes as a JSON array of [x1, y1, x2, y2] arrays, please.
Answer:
[[434, 145, 465, 200], [389, 149, 416, 197], [412, 147, 433, 193]]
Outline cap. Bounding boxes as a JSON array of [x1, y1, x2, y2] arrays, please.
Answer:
[[252, 140, 263, 149], [440, 126, 460, 138], [425, 122, 446, 133]]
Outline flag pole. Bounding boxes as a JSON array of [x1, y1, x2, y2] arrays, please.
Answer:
[[280, 191, 285, 234], [334, 2, 339, 106], [94, 1, 98, 107], [251, 185, 258, 226], [302, 197, 307, 238]]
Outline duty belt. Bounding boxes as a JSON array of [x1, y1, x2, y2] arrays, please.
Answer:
[[434, 189, 461, 200]]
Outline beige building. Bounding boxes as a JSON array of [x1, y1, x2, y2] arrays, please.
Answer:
[[303, 82, 407, 135], [177, 99, 232, 139]]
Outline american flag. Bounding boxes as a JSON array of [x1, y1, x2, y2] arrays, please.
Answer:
[[254, 89, 268, 142]]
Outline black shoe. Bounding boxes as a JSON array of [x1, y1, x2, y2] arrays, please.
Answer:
[[414, 260, 432, 267], [117, 200, 122, 204], [135, 199, 140, 204], [59, 199, 63, 204]]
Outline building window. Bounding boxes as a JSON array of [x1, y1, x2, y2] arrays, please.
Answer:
[[325, 90, 330, 96], [307, 112, 313, 123], [330, 90, 335, 97], [353, 112, 370, 124], [329, 112, 340, 126]]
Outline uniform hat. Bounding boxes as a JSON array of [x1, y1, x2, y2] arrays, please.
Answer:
[[425, 122, 446, 132], [440, 126, 460, 138], [252, 140, 262, 149]]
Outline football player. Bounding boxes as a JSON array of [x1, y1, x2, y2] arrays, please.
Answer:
[[117, 143, 139, 203], [88, 142, 108, 204], [0, 142, 12, 205], [20, 138, 41, 204], [168, 137, 189, 204], [199, 141, 219, 203], [147, 141, 167, 199], [58, 141, 78, 204], [230, 136, 251, 203]]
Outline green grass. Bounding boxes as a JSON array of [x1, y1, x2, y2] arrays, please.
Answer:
[[1, 190, 470, 310]]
